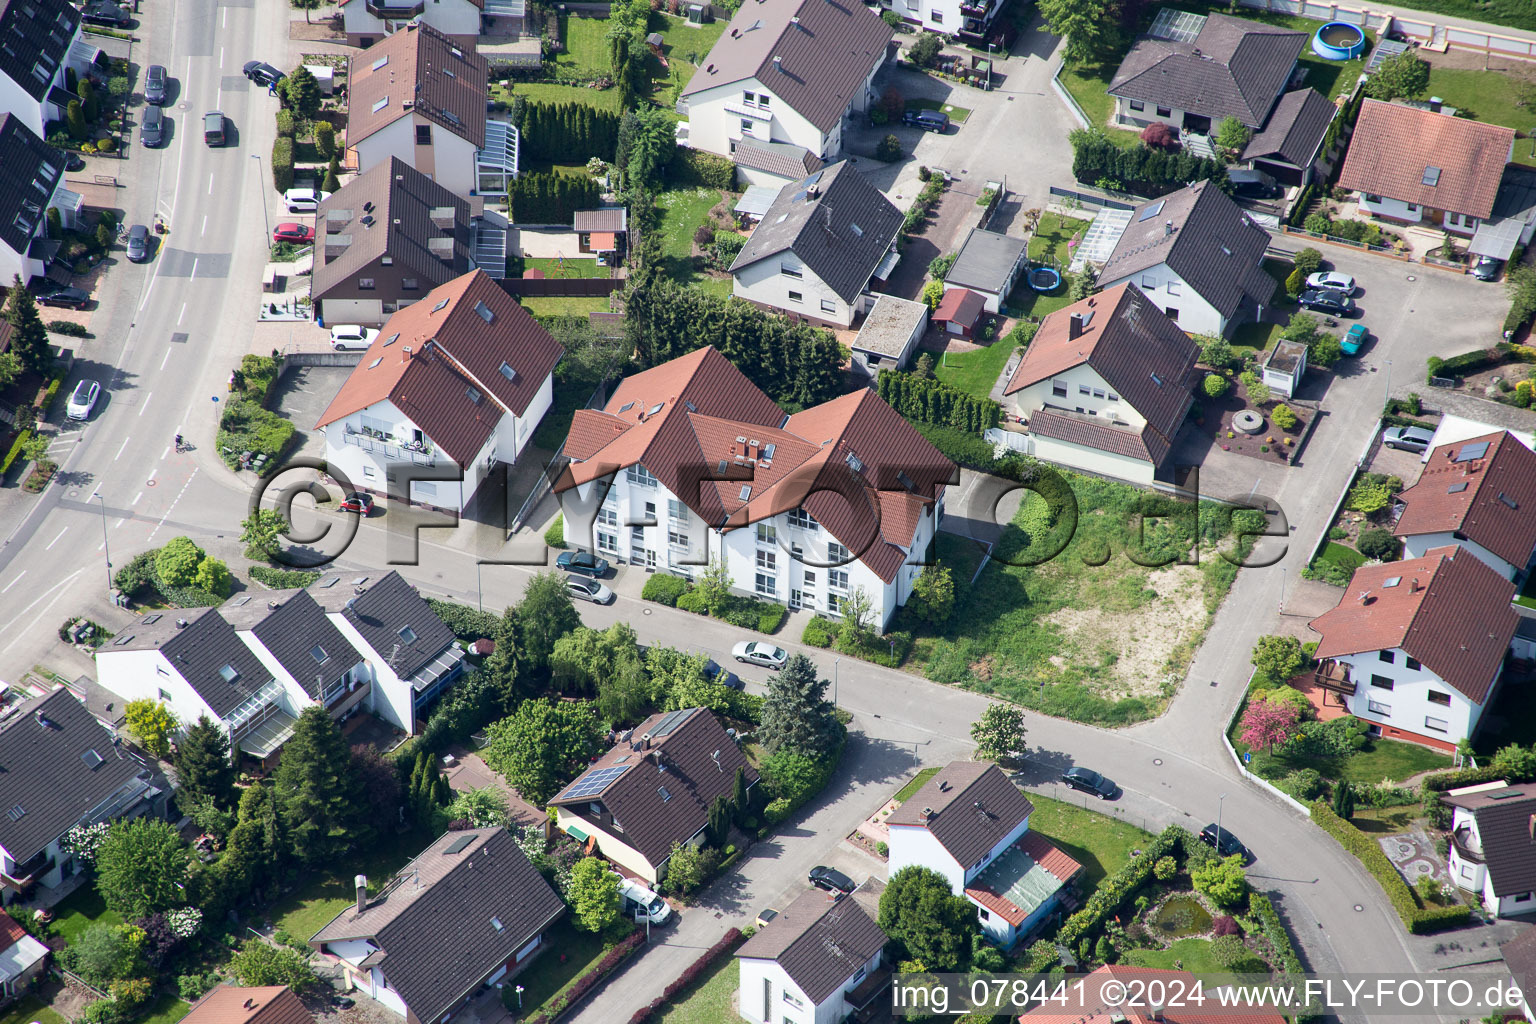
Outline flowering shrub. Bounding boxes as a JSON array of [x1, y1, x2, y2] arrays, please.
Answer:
[[167, 907, 202, 939], [64, 822, 111, 863]]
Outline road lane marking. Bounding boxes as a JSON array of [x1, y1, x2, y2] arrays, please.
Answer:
[[147, 469, 199, 544], [137, 277, 156, 311], [1, 572, 24, 594], [222, 7, 227, 26], [0, 567, 85, 654], [178, 302, 186, 324], [208, 174, 214, 195], [191, 257, 199, 278], [115, 437, 131, 459], [219, 46, 224, 69], [201, 215, 207, 235], [132, 491, 143, 505], [45, 528, 67, 551], [160, 348, 172, 370], [139, 392, 152, 417]]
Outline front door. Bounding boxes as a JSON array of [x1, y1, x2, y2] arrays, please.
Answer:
[[789, 589, 803, 609]]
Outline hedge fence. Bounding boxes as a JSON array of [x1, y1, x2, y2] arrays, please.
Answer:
[[1426, 341, 1536, 383], [523, 929, 646, 1024], [1056, 825, 1194, 946], [625, 928, 745, 1024], [1308, 800, 1471, 933]]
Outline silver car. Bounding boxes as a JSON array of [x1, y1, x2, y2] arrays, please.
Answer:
[[567, 577, 614, 604], [329, 324, 379, 351], [1381, 425, 1435, 453], [1305, 271, 1356, 295], [125, 224, 150, 262], [66, 380, 101, 420], [282, 187, 332, 213], [732, 641, 788, 669]]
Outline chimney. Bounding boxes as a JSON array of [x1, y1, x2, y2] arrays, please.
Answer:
[[401, 345, 412, 363], [1148, 1003, 1165, 1022], [773, 55, 783, 70], [176, 618, 188, 628], [1410, 577, 1420, 592], [1068, 312, 1084, 340], [1164, 219, 1174, 237], [1429, 96, 1443, 113], [921, 806, 933, 819], [355, 874, 368, 914], [641, 733, 652, 750]]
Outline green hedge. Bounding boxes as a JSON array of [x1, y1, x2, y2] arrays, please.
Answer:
[[910, 420, 1001, 471], [667, 147, 735, 191], [216, 399, 295, 470], [1419, 764, 1510, 793], [877, 368, 1001, 432], [272, 137, 294, 193], [1249, 893, 1317, 1021], [425, 598, 503, 642], [41, 376, 64, 413], [1427, 342, 1536, 382], [756, 728, 847, 840], [1, 430, 32, 475], [1288, 184, 1318, 227], [1309, 801, 1471, 933], [801, 615, 838, 648], [1057, 825, 1192, 946], [756, 603, 787, 633], [640, 574, 689, 607], [249, 566, 321, 589]]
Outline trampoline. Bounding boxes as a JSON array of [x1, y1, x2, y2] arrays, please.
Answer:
[[1029, 267, 1062, 292]]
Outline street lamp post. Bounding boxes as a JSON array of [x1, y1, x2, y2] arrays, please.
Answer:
[[1383, 359, 1392, 410], [1217, 792, 1228, 848], [250, 153, 270, 240], [477, 562, 483, 613], [833, 657, 839, 708], [514, 986, 523, 1010], [93, 492, 112, 597], [1278, 566, 1286, 613]]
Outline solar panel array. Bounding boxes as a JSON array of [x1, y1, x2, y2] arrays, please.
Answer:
[[562, 764, 630, 800], [1456, 441, 1490, 462], [1148, 8, 1205, 43], [650, 708, 696, 738]]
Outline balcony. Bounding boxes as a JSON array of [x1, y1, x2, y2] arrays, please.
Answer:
[[1311, 663, 1356, 697], [960, 0, 992, 16], [365, 0, 424, 15], [343, 427, 437, 466], [325, 679, 371, 719], [1452, 825, 1485, 863]]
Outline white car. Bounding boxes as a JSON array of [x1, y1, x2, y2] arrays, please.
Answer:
[[66, 379, 101, 420], [732, 640, 787, 670], [1305, 271, 1355, 295], [282, 187, 332, 213], [330, 324, 380, 351], [567, 577, 614, 604]]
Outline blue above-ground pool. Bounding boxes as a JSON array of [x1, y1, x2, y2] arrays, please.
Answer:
[[1029, 267, 1062, 292], [1313, 21, 1365, 60]]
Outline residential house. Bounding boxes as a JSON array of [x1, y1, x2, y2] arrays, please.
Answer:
[[311, 827, 565, 1023], [1240, 87, 1339, 187], [181, 986, 314, 1024], [0, 114, 79, 288], [735, 880, 890, 1024], [337, 0, 484, 49], [1441, 781, 1536, 917], [850, 294, 927, 375], [314, 269, 562, 514], [0, 910, 48, 1003], [1393, 430, 1536, 584], [1308, 546, 1520, 750], [729, 161, 902, 328], [1261, 338, 1307, 399], [346, 22, 518, 200], [1338, 99, 1513, 236], [0, 0, 99, 139], [1468, 165, 1536, 263], [933, 287, 984, 338], [732, 137, 824, 189], [1500, 926, 1536, 1019], [1094, 180, 1274, 337], [549, 708, 757, 885], [886, 761, 1082, 947], [95, 570, 466, 757], [678, 0, 892, 164], [555, 346, 956, 630], [1108, 13, 1305, 136], [1019, 965, 1287, 1023], [945, 228, 1027, 313], [572, 207, 627, 261], [880, 0, 1008, 45], [0, 688, 162, 899], [1002, 284, 1197, 486], [313, 158, 475, 328]]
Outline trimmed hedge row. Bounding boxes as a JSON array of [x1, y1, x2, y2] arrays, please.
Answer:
[[1057, 825, 1192, 946], [524, 929, 646, 1024], [1309, 800, 1471, 933], [249, 566, 321, 589], [272, 137, 294, 193], [625, 928, 745, 1024], [1419, 764, 1510, 793], [1, 430, 33, 474], [640, 574, 688, 606], [1249, 893, 1317, 1022], [425, 598, 502, 643], [666, 147, 735, 191], [801, 615, 838, 648], [1427, 342, 1536, 382]]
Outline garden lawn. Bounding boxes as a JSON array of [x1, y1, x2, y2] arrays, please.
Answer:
[[0, 996, 65, 1024], [935, 525, 985, 587], [934, 340, 1013, 400], [518, 920, 612, 1018], [1122, 937, 1226, 972], [1027, 794, 1152, 889], [269, 832, 428, 941], [493, 81, 624, 113], [1233, 728, 1450, 785], [533, 372, 604, 450], [648, 13, 727, 66], [519, 295, 613, 319], [555, 14, 612, 77], [655, 952, 748, 1024], [1424, 67, 1536, 168], [908, 97, 972, 123], [52, 883, 123, 944], [1028, 212, 1091, 267], [1517, 570, 1536, 611], [895, 766, 941, 804], [656, 187, 727, 289], [524, 256, 605, 279], [1317, 542, 1366, 574], [1231, 321, 1280, 362], [139, 995, 191, 1024]]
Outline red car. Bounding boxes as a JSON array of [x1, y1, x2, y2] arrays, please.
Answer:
[[338, 492, 374, 515], [272, 223, 314, 244]]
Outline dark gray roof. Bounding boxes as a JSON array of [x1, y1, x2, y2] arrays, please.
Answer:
[[1445, 788, 1536, 897], [311, 828, 564, 1024], [0, 0, 78, 103], [0, 114, 64, 260], [946, 228, 1027, 295], [1098, 180, 1273, 321], [1242, 88, 1336, 168], [1109, 13, 1304, 127], [550, 708, 757, 866], [1029, 407, 1175, 465], [886, 761, 1034, 869], [733, 138, 824, 181], [735, 881, 885, 1003], [160, 610, 277, 720], [730, 161, 901, 303], [0, 689, 145, 864], [337, 571, 456, 681], [682, 0, 892, 134], [250, 591, 356, 700], [1503, 927, 1536, 996], [313, 158, 472, 305]]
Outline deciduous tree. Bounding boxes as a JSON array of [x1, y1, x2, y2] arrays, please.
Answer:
[[124, 700, 176, 759], [1214, 115, 1251, 153], [446, 787, 508, 829], [1250, 634, 1307, 686], [482, 698, 603, 805], [1364, 51, 1429, 101], [227, 940, 316, 991], [1191, 853, 1248, 908], [970, 703, 1027, 763], [879, 866, 978, 971], [95, 819, 189, 918], [155, 536, 204, 588], [1037, 0, 1117, 65], [1239, 696, 1299, 753], [516, 572, 582, 673], [241, 508, 289, 561], [909, 564, 954, 624], [569, 857, 621, 933]]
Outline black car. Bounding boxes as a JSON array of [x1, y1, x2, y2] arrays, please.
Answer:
[[1060, 766, 1117, 800], [1297, 288, 1354, 316], [702, 658, 743, 691], [1472, 256, 1504, 281], [243, 60, 286, 88], [1199, 823, 1246, 858], [902, 109, 949, 132], [808, 865, 856, 896], [81, 1, 130, 25], [145, 64, 169, 105], [1226, 168, 1281, 200], [556, 550, 609, 578], [140, 104, 164, 147], [37, 286, 91, 309]]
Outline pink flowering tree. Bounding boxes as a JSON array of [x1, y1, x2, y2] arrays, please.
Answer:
[[1239, 698, 1300, 754]]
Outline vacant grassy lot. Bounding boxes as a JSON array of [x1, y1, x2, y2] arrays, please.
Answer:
[[1027, 794, 1153, 889], [656, 187, 731, 292], [519, 295, 613, 319], [655, 952, 747, 1024], [934, 339, 1013, 400]]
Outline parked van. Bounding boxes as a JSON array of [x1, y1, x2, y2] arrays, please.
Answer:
[[1227, 168, 1281, 199], [203, 110, 226, 147], [141, 104, 163, 147], [615, 876, 671, 924]]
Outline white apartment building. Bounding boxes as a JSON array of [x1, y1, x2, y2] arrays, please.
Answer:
[[0, 0, 99, 139]]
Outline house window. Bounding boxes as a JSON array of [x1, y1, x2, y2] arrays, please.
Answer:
[[757, 549, 777, 573], [1370, 675, 1394, 690], [1428, 691, 1451, 706], [788, 508, 816, 530], [1052, 381, 1068, 397], [597, 507, 618, 528], [930, 9, 942, 21], [668, 529, 689, 549], [780, 264, 802, 279], [1156, 106, 1172, 118], [756, 572, 776, 596], [1368, 699, 1391, 715], [758, 95, 770, 109], [1406, 204, 1419, 212], [1425, 716, 1449, 733], [1129, 99, 1144, 112], [1166, 281, 1181, 296], [402, 278, 419, 290], [1165, 307, 1179, 321], [597, 532, 619, 553], [667, 499, 688, 521], [1079, 384, 1091, 396], [1092, 388, 1105, 399], [740, 118, 755, 135], [1108, 392, 1120, 401], [828, 541, 850, 563], [1141, 274, 1156, 288], [829, 569, 849, 592], [1406, 657, 1422, 670], [416, 124, 431, 145], [158, 688, 172, 702], [358, 278, 376, 289], [1379, 650, 1395, 664], [787, 290, 803, 302], [362, 465, 376, 479], [820, 299, 836, 314], [783, 990, 806, 1011], [757, 524, 777, 545], [587, 802, 601, 815], [1364, 193, 1382, 203], [803, 570, 816, 587], [627, 464, 658, 488]]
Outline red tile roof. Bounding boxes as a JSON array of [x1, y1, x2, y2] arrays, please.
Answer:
[[1394, 430, 1536, 569], [0, 909, 26, 949], [315, 270, 563, 467], [1338, 100, 1513, 219], [934, 287, 985, 327], [1020, 966, 1287, 1023], [557, 348, 956, 583], [1308, 546, 1518, 703], [347, 22, 488, 148], [183, 987, 314, 1024]]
